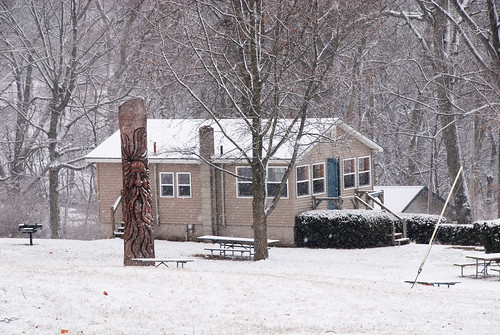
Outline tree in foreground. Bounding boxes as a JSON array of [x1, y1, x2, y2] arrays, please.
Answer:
[[152, 0, 383, 260], [118, 98, 155, 266]]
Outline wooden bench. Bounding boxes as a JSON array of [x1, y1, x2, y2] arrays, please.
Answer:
[[131, 258, 194, 268], [453, 263, 477, 277], [405, 281, 460, 288], [204, 248, 252, 258], [489, 268, 500, 280]]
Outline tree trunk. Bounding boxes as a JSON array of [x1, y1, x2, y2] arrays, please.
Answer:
[[49, 168, 61, 238], [432, 0, 471, 224], [118, 98, 155, 266], [440, 113, 471, 224], [252, 154, 268, 261]]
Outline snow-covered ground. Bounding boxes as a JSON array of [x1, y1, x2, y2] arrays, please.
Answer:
[[1, 238, 499, 335]]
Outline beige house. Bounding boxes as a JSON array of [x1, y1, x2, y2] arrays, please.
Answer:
[[85, 118, 383, 246]]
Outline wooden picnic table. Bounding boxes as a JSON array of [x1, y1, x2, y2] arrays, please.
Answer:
[[465, 253, 500, 278], [197, 235, 279, 259]]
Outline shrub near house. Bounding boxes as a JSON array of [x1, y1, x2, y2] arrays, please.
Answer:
[[296, 210, 500, 253]]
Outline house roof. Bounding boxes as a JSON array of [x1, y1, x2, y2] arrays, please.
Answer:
[[85, 118, 383, 163], [373, 186, 425, 213]]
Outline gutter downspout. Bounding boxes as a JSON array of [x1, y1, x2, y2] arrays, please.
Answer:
[[221, 163, 226, 227], [153, 163, 160, 226]]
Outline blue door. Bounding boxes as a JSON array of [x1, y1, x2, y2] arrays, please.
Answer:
[[327, 158, 340, 209]]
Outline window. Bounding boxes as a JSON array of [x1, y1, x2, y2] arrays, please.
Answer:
[[160, 172, 174, 197], [177, 172, 191, 198], [312, 163, 325, 195], [267, 166, 288, 198], [358, 156, 371, 187], [236, 166, 289, 198], [343, 158, 356, 189], [296, 165, 310, 197], [236, 166, 252, 197]]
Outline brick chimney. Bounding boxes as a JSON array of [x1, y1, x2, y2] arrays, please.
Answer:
[[199, 125, 217, 236], [199, 125, 214, 160]]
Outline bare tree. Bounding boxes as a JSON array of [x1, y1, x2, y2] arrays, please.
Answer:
[[148, 0, 384, 259], [0, 0, 120, 237], [382, 0, 478, 224]]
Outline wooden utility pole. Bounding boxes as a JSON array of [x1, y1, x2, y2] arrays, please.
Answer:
[[118, 98, 155, 266]]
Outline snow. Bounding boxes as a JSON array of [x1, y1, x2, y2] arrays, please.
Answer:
[[1, 238, 499, 334], [373, 186, 425, 213], [84, 118, 382, 164]]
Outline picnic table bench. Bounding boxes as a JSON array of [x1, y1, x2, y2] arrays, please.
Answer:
[[488, 267, 500, 280], [197, 235, 279, 260], [131, 258, 194, 268], [454, 253, 500, 278], [405, 281, 460, 288], [18, 224, 43, 246], [453, 262, 477, 277], [465, 253, 500, 278]]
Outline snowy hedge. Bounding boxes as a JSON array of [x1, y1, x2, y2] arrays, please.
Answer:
[[295, 210, 500, 251], [434, 223, 481, 246], [474, 220, 500, 253], [294, 210, 393, 248], [402, 216, 499, 251], [398, 214, 442, 244]]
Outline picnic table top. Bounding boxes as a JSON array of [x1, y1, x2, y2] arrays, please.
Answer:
[[465, 253, 500, 261], [197, 235, 279, 245]]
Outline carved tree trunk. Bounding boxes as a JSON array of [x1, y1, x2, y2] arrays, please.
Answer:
[[118, 98, 155, 266]]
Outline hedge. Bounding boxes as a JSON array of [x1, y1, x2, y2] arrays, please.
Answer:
[[475, 220, 500, 253], [295, 210, 394, 248], [295, 210, 500, 252]]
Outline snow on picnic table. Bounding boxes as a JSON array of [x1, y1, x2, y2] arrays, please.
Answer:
[[1, 238, 499, 335]]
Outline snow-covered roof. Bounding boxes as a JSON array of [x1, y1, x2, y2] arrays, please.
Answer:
[[85, 118, 383, 163], [373, 186, 425, 213]]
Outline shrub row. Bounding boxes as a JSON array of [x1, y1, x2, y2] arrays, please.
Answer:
[[475, 220, 500, 253], [295, 210, 500, 253], [295, 210, 393, 248]]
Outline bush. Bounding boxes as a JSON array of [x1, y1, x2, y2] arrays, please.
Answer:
[[400, 214, 441, 244], [295, 210, 500, 250], [295, 210, 394, 248], [437, 223, 481, 246], [475, 220, 500, 253], [399, 214, 481, 246]]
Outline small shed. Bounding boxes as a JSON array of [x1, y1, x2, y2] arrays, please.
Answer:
[[373, 186, 456, 221]]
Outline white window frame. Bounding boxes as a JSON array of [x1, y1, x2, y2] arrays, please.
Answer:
[[266, 166, 288, 199], [343, 158, 356, 190], [159, 172, 174, 198], [296, 165, 311, 198], [358, 156, 371, 187], [176, 172, 192, 198], [312, 162, 326, 195], [236, 166, 253, 198]]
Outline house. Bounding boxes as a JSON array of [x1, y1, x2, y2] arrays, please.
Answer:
[[373, 186, 456, 221], [84, 118, 383, 246]]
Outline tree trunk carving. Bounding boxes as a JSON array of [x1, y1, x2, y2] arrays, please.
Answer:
[[118, 98, 155, 266]]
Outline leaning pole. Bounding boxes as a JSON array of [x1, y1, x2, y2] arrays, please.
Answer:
[[118, 98, 155, 266]]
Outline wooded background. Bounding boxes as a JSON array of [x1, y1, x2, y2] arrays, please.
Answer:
[[1, 0, 498, 239]]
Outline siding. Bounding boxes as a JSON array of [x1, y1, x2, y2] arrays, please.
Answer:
[[94, 126, 379, 245]]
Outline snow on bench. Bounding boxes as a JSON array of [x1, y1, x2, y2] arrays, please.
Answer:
[[405, 281, 460, 288], [204, 247, 252, 258], [131, 258, 194, 268], [489, 268, 500, 280], [453, 263, 477, 277]]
